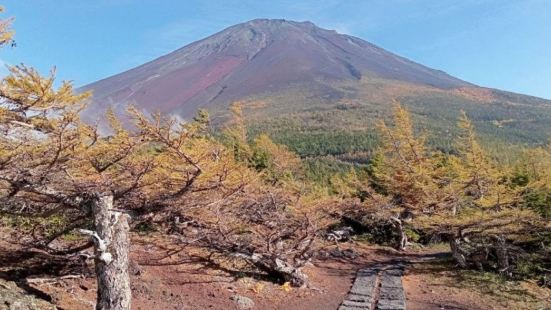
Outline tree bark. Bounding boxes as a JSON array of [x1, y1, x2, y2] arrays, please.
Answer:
[[494, 236, 510, 277], [272, 258, 308, 288], [236, 253, 309, 287], [390, 217, 407, 251], [450, 238, 468, 268], [90, 194, 131, 310]]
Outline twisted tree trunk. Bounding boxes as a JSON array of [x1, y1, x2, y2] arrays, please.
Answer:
[[390, 217, 407, 251], [494, 235, 511, 277], [90, 194, 131, 310], [449, 238, 468, 268], [235, 253, 309, 287]]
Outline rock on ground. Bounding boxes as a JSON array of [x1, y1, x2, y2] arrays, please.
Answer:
[[0, 279, 56, 310], [231, 294, 255, 309]]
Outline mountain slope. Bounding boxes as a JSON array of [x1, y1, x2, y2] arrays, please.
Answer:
[[81, 19, 551, 155], [81, 19, 472, 120]]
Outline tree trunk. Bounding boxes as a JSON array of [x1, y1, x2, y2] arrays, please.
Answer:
[[236, 253, 308, 287], [494, 236, 510, 277], [90, 194, 131, 310], [272, 258, 308, 287], [449, 238, 468, 268], [390, 217, 407, 251]]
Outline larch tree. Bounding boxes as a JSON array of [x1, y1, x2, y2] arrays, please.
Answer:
[[0, 64, 139, 309], [0, 9, 142, 308], [0, 6, 13, 47], [422, 111, 544, 273], [374, 103, 451, 249], [375, 104, 438, 209], [223, 102, 252, 163], [161, 104, 332, 287], [250, 133, 302, 185], [0, 62, 220, 309], [455, 110, 516, 208]]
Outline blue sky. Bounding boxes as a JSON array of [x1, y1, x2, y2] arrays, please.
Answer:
[[1, 0, 550, 99]]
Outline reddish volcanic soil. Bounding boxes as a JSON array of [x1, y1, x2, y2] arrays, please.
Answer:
[[24, 239, 375, 310], [1, 236, 549, 309], [80, 19, 473, 124]]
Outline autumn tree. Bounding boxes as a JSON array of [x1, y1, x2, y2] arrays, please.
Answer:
[[372, 105, 548, 276], [0, 57, 231, 308], [372, 103, 457, 249], [431, 111, 537, 271], [375, 104, 433, 208], [223, 102, 252, 162], [250, 133, 302, 184], [148, 103, 335, 287], [514, 144, 551, 219], [0, 6, 13, 46]]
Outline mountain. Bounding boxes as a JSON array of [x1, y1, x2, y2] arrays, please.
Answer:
[[80, 19, 472, 119], [81, 19, 551, 156]]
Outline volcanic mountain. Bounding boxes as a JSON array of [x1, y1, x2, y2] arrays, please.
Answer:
[[81, 19, 473, 118], [82, 19, 551, 152]]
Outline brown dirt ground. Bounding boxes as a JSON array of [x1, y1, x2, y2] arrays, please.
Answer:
[[403, 261, 551, 310], [1, 235, 549, 310]]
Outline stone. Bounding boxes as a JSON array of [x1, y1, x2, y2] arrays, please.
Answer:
[[383, 268, 404, 277], [376, 299, 406, 310], [339, 306, 367, 310], [0, 279, 57, 310], [358, 269, 379, 276], [379, 287, 405, 300], [230, 294, 255, 310], [341, 266, 408, 310], [350, 284, 375, 296], [129, 259, 142, 276], [342, 299, 372, 308], [347, 294, 372, 302], [380, 276, 403, 288]]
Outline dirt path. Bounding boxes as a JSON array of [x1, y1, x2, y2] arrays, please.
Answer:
[[2, 235, 548, 310], [339, 262, 407, 310]]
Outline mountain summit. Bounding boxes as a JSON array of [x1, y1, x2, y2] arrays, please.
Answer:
[[81, 19, 472, 121]]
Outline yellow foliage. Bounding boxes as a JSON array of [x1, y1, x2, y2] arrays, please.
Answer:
[[375, 103, 446, 212], [0, 6, 14, 47], [251, 282, 265, 294], [281, 281, 292, 292], [455, 111, 522, 209]]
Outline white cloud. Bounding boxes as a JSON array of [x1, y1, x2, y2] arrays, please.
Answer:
[[324, 22, 354, 35]]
